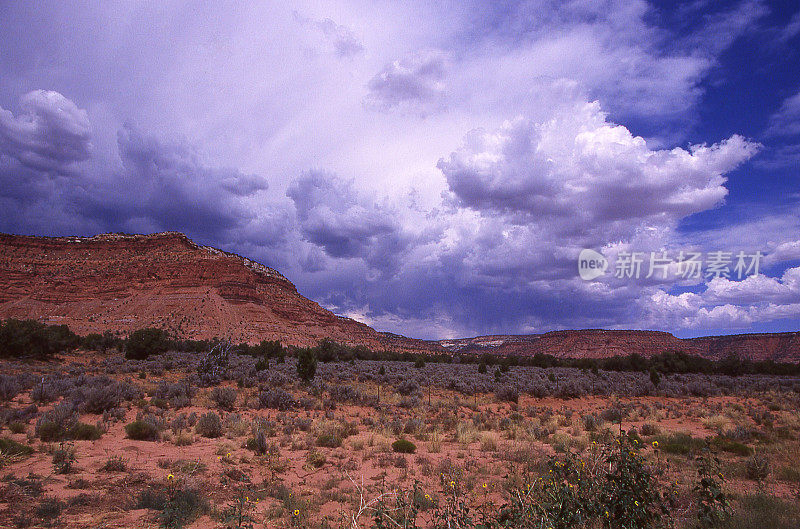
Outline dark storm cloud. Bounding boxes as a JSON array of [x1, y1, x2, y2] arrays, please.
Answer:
[[286, 171, 418, 274], [0, 2, 797, 338], [78, 124, 269, 240], [0, 91, 270, 245]]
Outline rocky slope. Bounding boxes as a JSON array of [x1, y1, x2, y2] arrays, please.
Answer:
[[435, 330, 800, 363], [0, 231, 797, 362], [0, 232, 431, 350]]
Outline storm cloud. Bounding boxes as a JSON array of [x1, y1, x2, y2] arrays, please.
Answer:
[[0, 1, 798, 339]]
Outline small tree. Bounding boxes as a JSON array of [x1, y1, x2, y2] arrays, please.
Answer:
[[649, 368, 661, 388], [253, 339, 284, 358], [125, 328, 170, 360], [297, 348, 317, 382]]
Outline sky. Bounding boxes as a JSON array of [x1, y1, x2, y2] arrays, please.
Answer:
[[1, 0, 799, 340]]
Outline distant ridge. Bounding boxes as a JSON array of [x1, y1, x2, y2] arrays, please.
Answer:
[[0, 232, 798, 362]]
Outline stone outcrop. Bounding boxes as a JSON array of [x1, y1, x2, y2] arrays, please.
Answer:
[[0, 232, 429, 350], [1, 231, 797, 362]]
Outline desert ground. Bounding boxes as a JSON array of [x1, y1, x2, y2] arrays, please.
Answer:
[[1, 348, 799, 528]]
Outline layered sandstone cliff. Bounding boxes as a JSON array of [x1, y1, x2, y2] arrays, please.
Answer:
[[0, 232, 797, 362], [0, 232, 430, 350]]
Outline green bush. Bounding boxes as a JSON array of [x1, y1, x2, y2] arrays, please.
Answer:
[[0, 319, 79, 358], [297, 348, 317, 382], [125, 419, 161, 441], [125, 328, 171, 360], [52, 442, 76, 474], [392, 438, 417, 454], [34, 497, 64, 520], [136, 484, 206, 529], [745, 453, 770, 482], [70, 422, 103, 441], [726, 494, 800, 529], [195, 412, 223, 438], [0, 437, 34, 460], [654, 432, 705, 455], [81, 331, 120, 352], [251, 339, 285, 358], [711, 437, 753, 457]]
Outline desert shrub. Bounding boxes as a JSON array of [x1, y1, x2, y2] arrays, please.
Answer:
[[0, 319, 79, 358], [396, 379, 419, 396], [255, 356, 269, 372], [258, 388, 295, 410], [125, 417, 162, 441], [414, 357, 426, 369], [196, 341, 233, 386], [297, 348, 317, 381], [640, 423, 660, 436], [711, 437, 752, 457], [495, 385, 519, 403], [70, 422, 103, 440], [0, 375, 21, 402], [0, 437, 34, 466], [125, 328, 171, 360], [136, 483, 206, 529], [392, 438, 417, 454], [601, 406, 624, 423], [195, 412, 223, 438], [72, 377, 131, 413], [8, 422, 26, 434], [35, 497, 65, 520], [209, 387, 237, 411], [726, 494, 800, 529], [314, 420, 357, 448], [100, 455, 127, 472], [329, 384, 362, 403], [582, 414, 601, 432], [154, 380, 195, 409], [81, 331, 119, 352], [0, 403, 38, 426], [52, 442, 76, 474], [35, 402, 78, 441], [247, 421, 271, 455], [29, 384, 55, 405], [307, 449, 327, 468], [251, 339, 284, 359], [654, 432, 705, 456], [745, 453, 770, 483]]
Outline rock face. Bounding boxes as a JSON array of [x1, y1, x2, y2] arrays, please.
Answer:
[[0, 231, 797, 362], [688, 333, 800, 363], [436, 330, 800, 362], [0, 232, 431, 350]]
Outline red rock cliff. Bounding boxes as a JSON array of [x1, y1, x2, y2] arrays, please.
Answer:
[[0, 232, 430, 350]]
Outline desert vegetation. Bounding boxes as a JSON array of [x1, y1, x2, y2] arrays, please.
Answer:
[[0, 321, 799, 527]]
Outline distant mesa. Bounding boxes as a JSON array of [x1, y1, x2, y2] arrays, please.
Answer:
[[0, 231, 798, 362]]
